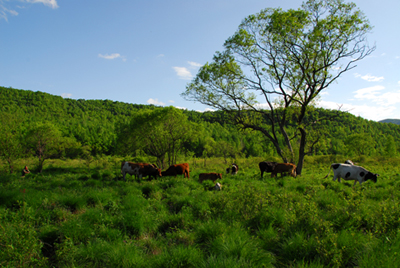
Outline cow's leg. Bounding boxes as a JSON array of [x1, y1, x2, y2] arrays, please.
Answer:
[[261, 170, 264, 179], [353, 180, 358, 186]]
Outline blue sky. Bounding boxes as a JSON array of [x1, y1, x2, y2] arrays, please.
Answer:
[[1, 0, 399, 121]]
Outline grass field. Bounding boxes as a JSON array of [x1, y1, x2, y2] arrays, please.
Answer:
[[1, 156, 400, 267]]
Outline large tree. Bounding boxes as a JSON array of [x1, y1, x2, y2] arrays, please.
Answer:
[[182, 0, 375, 174]]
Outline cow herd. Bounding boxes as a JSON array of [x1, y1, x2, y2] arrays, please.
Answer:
[[121, 159, 378, 188]]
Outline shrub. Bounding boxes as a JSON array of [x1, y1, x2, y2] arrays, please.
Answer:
[[0, 203, 47, 267]]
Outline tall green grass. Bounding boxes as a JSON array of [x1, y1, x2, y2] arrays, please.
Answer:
[[1, 155, 400, 267]]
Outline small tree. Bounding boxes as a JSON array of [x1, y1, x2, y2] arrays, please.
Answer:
[[25, 122, 77, 173], [215, 140, 237, 164], [116, 107, 196, 169]]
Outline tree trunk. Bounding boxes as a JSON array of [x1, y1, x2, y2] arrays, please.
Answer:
[[296, 128, 307, 176]]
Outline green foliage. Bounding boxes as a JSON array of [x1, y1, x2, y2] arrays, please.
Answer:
[[0, 157, 400, 267], [183, 0, 375, 174], [25, 122, 80, 172], [1, 87, 400, 164], [0, 203, 47, 267], [0, 112, 25, 174]]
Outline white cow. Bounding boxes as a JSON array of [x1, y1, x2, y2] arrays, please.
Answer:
[[323, 163, 378, 186]]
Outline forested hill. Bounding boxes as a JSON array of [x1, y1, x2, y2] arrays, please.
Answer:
[[1, 86, 400, 157], [379, 119, 400, 125]]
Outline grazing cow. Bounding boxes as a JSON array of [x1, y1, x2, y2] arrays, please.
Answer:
[[121, 162, 162, 181], [215, 182, 222, 191], [138, 164, 162, 180], [323, 163, 378, 186], [271, 163, 297, 178], [226, 163, 239, 175], [199, 173, 223, 183], [259, 161, 278, 178], [21, 166, 30, 177], [161, 163, 190, 178]]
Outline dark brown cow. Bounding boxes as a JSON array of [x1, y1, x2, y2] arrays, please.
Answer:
[[161, 163, 190, 178], [199, 173, 222, 183], [271, 163, 297, 178], [121, 161, 162, 181], [259, 161, 278, 178]]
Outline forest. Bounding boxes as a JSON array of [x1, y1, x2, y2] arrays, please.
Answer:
[[1, 86, 399, 174]]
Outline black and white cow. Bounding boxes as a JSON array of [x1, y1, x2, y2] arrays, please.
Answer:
[[226, 163, 239, 175], [323, 163, 378, 186]]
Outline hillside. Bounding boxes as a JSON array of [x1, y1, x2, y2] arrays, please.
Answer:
[[1, 86, 400, 157]]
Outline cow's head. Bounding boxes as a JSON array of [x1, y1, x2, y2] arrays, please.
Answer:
[[365, 172, 378, 183], [218, 173, 222, 180], [157, 168, 162, 177]]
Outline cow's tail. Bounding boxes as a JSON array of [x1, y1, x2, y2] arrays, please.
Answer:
[[322, 165, 333, 179]]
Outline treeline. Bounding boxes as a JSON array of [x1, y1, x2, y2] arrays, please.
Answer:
[[0, 86, 399, 172]]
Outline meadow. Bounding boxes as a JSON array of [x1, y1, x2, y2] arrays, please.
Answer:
[[1, 155, 400, 267]]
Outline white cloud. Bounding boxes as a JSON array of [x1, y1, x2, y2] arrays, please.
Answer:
[[354, 73, 384, 82], [0, 3, 18, 21], [147, 98, 165, 106], [354, 86, 400, 106], [354, 85, 384, 100], [188, 61, 202, 68], [173, 67, 193, 80], [98, 53, 126, 61], [174, 106, 187, 110], [61, 93, 72, 98], [1, 0, 58, 21], [317, 100, 396, 121], [26, 0, 58, 9], [196, 108, 215, 113]]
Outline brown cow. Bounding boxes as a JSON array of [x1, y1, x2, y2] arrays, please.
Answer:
[[199, 173, 222, 183], [271, 163, 297, 178], [259, 161, 278, 178], [121, 161, 162, 181], [162, 163, 190, 178]]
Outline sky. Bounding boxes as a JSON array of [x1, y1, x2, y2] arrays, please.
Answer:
[[0, 0, 399, 122]]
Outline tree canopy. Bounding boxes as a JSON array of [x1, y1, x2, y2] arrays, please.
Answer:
[[182, 0, 375, 174]]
